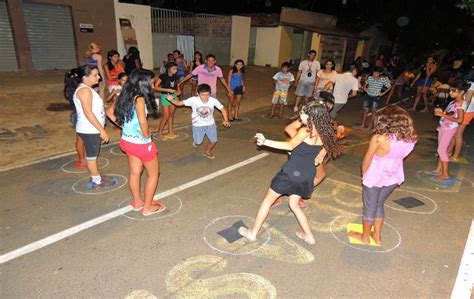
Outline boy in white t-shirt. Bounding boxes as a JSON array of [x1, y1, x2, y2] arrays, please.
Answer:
[[270, 61, 295, 118], [167, 84, 230, 159]]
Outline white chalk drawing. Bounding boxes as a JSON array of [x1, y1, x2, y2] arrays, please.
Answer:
[[71, 174, 127, 195]]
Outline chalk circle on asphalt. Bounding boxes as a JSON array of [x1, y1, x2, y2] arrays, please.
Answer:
[[330, 215, 401, 253], [109, 145, 126, 156], [72, 174, 127, 195], [385, 188, 437, 214], [203, 215, 271, 256], [118, 195, 183, 221], [61, 157, 109, 174], [153, 132, 189, 142]]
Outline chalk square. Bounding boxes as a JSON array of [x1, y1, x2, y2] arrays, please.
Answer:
[[217, 220, 248, 243], [346, 223, 380, 247], [393, 197, 425, 209]]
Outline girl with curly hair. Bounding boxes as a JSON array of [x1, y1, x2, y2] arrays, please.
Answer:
[[349, 106, 417, 245], [239, 101, 343, 245], [106, 70, 166, 216]]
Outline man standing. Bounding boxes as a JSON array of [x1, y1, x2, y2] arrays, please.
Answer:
[[324, 65, 359, 120], [180, 54, 232, 98], [294, 50, 321, 112]]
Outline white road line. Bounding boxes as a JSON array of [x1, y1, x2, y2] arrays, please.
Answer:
[[0, 152, 270, 264], [451, 219, 474, 299]]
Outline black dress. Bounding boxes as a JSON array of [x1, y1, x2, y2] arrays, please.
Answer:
[[270, 142, 322, 199]]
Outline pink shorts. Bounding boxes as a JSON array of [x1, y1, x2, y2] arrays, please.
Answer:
[[463, 112, 473, 125], [120, 139, 158, 162]]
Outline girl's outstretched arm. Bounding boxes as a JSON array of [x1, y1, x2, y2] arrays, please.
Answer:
[[257, 127, 307, 151], [285, 119, 302, 138], [362, 134, 380, 175]]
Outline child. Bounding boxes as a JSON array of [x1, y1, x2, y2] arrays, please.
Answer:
[[167, 84, 231, 159], [425, 79, 467, 180], [358, 67, 391, 129], [449, 81, 474, 161], [239, 102, 343, 245], [349, 106, 417, 245], [105, 72, 128, 104], [154, 62, 181, 140], [106, 70, 165, 216], [104, 50, 125, 94], [190, 51, 203, 96], [386, 69, 415, 104], [270, 62, 295, 119], [227, 59, 245, 121]]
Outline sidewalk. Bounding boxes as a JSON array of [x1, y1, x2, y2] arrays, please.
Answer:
[[0, 66, 277, 170]]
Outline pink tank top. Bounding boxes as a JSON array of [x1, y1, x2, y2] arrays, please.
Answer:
[[362, 136, 416, 188]]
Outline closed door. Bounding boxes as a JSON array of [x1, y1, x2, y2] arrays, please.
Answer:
[[0, 0, 18, 71]]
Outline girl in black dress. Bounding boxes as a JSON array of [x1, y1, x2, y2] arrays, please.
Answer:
[[239, 102, 343, 245]]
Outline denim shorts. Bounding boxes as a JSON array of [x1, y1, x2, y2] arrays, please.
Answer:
[[192, 124, 217, 144], [363, 95, 380, 110]]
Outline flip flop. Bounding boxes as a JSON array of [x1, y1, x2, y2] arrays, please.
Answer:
[[203, 152, 215, 160], [423, 170, 440, 176], [296, 231, 316, 245], [129, 201, 144, 211], [142, 204, 166, 216]]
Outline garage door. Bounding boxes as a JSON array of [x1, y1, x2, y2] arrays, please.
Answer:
[[23, 2, 76, 70], [0, 0, 18, 71]]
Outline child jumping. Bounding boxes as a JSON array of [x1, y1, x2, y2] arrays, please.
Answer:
[[425, 79, 467, 181], [167, 84, 231, 159], [106, 70, 165, 216], [349, 106, 417, 245], [239, 101, 343, 245], [270, 62, 295, 119]]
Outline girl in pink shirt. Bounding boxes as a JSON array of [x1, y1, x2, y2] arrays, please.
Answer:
[[349, 106, 417, 245]]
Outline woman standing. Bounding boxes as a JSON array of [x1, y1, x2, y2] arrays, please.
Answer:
[[313, 59, 337, 96], [107, 70, 165, 215], [104, 50, 125, 94], [84, 42, 105, 98], [123, 47, 142, 75], [410, 56, 438, 112], [227, 59, 246, 121]]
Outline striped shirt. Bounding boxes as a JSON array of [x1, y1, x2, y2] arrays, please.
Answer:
[[366, 76, 391, 96]]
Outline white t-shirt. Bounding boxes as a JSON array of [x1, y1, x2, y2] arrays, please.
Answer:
[[273, 71, 295, 91], [73, 84, 105, 134], [298, 59, 321, 83], [462, 81, 474, 113], [331, 72, 359, 104], [183, 96, 224, 127]]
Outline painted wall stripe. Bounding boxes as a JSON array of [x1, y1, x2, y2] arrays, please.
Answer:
[[451, 219, 474, 299]]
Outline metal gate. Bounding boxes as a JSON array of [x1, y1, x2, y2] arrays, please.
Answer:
[[0, 0, 18, 71], [151, 8, 232, 68], [23, 2, 77, 70]]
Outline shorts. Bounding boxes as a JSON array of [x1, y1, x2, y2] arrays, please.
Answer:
[[191, 75, 198, 81], [160, 93, 177, 106], [463, 112, 473, 125], [330, 103, 345, 119], [272, 90, 289, 105], [120, 139, 157, 162], [108, 85, 121, 94], [417, 78, 434, 88], [362, 184, 397, 224], [232, 86, 244, 96], [363, 95, 380, 110], [192, 124, 217, 144], [295, 81, 315, 97], [77, 133, 101, 161]]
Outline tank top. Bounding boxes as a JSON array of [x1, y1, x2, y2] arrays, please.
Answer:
[[73, 84, 105, 134], [121, 107, 151, 144], [106, 64, 125, 86], [176, 60, 186, 77], [281, 142, 322, 183], [230, 72, 243, 89], [362, 136, 416, 188], [86, 56, 98, 67]]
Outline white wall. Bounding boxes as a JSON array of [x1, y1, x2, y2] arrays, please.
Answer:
[[114, 0, 153, 69], [230, 16, 251, 65], [254, 26, 282, 67]]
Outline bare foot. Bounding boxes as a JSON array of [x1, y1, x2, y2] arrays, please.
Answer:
[[238, 227, 257, 242], [370, 232, 381, 245], [129, 199, 145, 211], [408, 107, 416, 112], [433, 175, 451, 181], [295, 231, 316, 245], [348, 230, 370, 245], [420, 109, 429, 113]]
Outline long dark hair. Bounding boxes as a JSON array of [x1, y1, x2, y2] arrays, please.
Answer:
[[302, 102, 343, 158], [194, 51, 203, 64], [127, 46, 140, 58], [106, 50, 120, 71], [114, 69, 157, 125], [232, 59, 245, 74], [63, 65, 98, 105]]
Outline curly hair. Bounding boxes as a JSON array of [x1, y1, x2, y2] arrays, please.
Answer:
[[302, 102, 343, 158], [114, 69, 157, 126], [374, 106, 418, 142]]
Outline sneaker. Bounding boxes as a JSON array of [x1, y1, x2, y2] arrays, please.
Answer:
[[92, 176, 117, 189]]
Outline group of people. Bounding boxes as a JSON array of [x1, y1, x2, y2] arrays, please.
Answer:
[[64, 42, 472, 245]]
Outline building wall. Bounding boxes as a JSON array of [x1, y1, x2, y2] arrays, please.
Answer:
[[32, 0, 117, 64], [278, 26, 292, 66], [230, 16, 251, 65], [114, 0, 153, 69], [254, 26, 282, 67], [280, 7, 337, 28], [311, 33, 322, 61]]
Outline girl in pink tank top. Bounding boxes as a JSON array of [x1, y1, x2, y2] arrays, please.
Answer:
[[349, 106, 417, 245]]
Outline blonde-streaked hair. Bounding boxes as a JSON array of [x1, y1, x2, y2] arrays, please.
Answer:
[[84, 42, 101, 58], [374, 106, 418, 143]]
